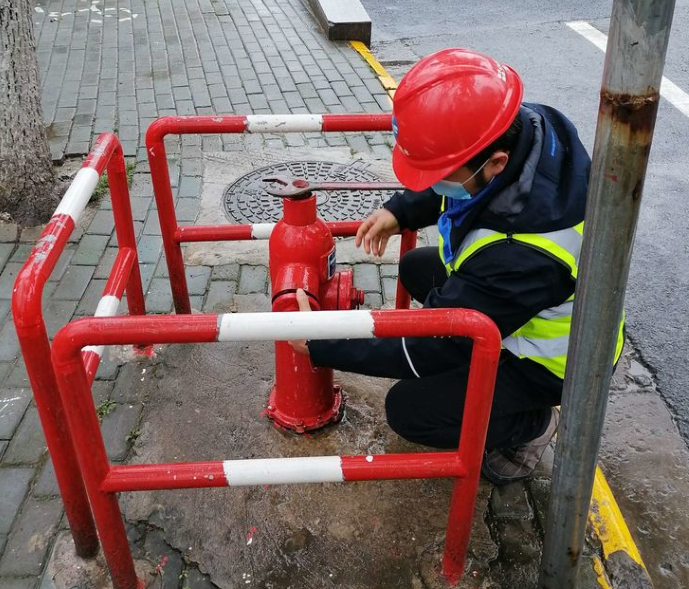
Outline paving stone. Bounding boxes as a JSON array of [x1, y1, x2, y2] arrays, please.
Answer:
[[52, 265, 95, 301], [2, 406, 47, 464], [0, 223, 20, 243], [87, 210, 115, 235], [5, 361, 29, 390], [137, 235, 163, 264], [19, 226, 44, 243], [0, 362, 12, 385], [380, 264, 398, 278], [382, 276, 397, 304], [353, 263, 380, 292], [93, 247, 119, 280], [33, 458, 60, 498], [203, 281, 237, 313], [186, 266, 212, 296], [130, 175, 154, 199], [361, 292, 382, 310], [0, 466, 34, 535], [91, 350, 122, 382], [0, 321, 20, 363], [177, 174, 201, 199], [145, 278, 173, 314], [175, 198, 200, 223], [42, 299, 78, 339], [108, 221, 144, 248], [346, 134, 373, 154], [0, 496, 63, 577], [211, 264, 240, 282], [181, 158, 203, 177], [92, 380, 115, 407], [490, 482, 533, 520], [143, 212, 162, 236], [101, 403, 144, 462], [47, 246, 76, 282], [0, 263, 24, 299], [238, 265, 268, 294], [71, 234, 109, 266], [75, 278, 108, 316], [111, 363, 154, 405], [0, 244, 15, 269]]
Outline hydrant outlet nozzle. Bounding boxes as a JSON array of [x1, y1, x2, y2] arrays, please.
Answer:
[[354, 289, 365, 306]]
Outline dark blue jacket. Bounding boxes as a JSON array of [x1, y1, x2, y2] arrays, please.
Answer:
[[308, 104, 590, 384]]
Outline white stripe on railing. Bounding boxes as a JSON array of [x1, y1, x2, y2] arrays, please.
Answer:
[[245, 114, 323, 133], [222, 456, 343, 486], [217, 310, 375, 342], [54, 167, 100, 222], [251, 223, 275, 239], [82, 295, 121, 356]]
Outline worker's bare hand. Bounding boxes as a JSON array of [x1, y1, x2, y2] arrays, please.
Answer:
[[355, 208, 401, 257], [289, 288, 312, 355]]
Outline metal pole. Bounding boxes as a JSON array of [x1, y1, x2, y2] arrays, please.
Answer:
[[539, 0, 676, 586]]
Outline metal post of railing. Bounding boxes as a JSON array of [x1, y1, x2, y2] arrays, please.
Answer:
[[539, 0, 676, 586]]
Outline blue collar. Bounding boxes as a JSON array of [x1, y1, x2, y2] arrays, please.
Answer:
[[438, 179, 498, 264]]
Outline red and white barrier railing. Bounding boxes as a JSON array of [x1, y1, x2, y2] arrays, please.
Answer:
[[51, 308, 501, 589], [144, 114, 416, 313], [11, 134, 146, 558]]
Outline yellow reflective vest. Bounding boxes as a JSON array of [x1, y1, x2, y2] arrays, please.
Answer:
[[439, 214, 625, 379]]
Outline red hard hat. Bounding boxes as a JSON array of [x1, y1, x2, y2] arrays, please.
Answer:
[[392, 48, 524, 191]]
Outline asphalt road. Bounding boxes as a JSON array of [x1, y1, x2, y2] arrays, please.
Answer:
[[361, 0, 689, 445]]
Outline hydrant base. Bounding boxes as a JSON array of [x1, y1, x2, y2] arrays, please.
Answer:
[[266, 385, 345, 433]]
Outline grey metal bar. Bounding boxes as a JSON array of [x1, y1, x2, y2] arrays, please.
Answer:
[[539, 0, 677, 587]]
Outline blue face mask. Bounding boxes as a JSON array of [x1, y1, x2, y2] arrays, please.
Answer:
[[431, 159, 491, 200], [432, 179, 472, 200]]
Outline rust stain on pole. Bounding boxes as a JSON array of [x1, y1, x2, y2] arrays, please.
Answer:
[[601, 90, 658, 132]]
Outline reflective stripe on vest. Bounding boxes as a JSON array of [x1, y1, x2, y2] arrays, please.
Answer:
[[439, 220, 624, 378]]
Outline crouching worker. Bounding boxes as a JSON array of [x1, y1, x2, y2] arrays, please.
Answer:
[[289, 48, 624, 485]]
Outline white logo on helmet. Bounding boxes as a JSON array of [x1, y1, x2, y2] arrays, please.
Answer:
[[497, 65, 507, 82]]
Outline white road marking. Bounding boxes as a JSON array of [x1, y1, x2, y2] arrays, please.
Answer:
[[567, 21, 689, 119]]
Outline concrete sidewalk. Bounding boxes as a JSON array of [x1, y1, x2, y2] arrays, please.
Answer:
[[0, 0, 676, 587]]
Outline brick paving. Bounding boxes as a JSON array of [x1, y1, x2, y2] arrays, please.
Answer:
[[34, 0, 390, 161], [2, 0, 397, 586]]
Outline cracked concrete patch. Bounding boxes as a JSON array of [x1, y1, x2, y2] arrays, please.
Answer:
[[114, 294, 495, 589], [43, 532, 161, 589]]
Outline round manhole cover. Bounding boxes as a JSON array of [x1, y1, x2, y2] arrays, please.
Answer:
[[223, 161, 396, 224]]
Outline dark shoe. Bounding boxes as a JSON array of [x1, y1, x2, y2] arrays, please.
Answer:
[[481, 407, 560, 486]]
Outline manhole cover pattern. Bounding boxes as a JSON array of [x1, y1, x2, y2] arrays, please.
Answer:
[[223, 161, 396, 224]]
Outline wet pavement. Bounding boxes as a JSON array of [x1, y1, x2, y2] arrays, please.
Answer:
[[47, 292, 596, 589]]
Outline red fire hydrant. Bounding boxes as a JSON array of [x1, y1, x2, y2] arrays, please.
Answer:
[[264, 178, 365, 432]]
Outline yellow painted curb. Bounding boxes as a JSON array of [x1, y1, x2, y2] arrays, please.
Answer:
[[348, 39, 648, 586], [349, 41, 396, 101], [591, 555, 613, 589], [589, 465, 646, 567]]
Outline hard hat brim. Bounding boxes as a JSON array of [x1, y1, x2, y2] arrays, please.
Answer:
[[392, 145, 461, 192]]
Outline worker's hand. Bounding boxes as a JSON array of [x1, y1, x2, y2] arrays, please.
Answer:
[[289, 288, 312, 356], [355, 208, 401, 257]]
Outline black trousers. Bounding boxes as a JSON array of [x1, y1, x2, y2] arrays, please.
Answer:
[[385, 247, 562, 450]]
